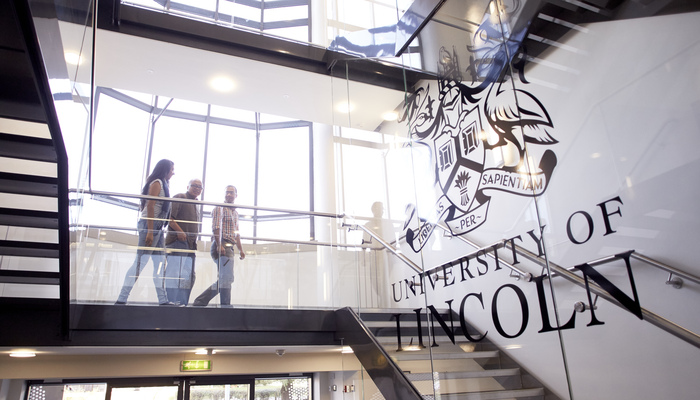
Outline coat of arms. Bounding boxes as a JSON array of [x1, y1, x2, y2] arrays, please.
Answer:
[[402, 3, 558, 253]]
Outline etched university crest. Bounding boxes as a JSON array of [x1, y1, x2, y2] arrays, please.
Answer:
[[402, 2, 558, 253]]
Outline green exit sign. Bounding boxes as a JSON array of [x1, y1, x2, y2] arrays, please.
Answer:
[[181, 360, 212, 372]]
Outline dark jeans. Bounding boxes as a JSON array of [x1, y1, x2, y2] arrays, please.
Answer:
[[192, 243, 235, 306], [164, 239, 196, 306]]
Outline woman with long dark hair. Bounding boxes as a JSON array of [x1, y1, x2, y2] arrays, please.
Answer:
[[115, 159, 175, 305]]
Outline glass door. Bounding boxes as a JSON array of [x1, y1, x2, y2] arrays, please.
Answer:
[[187, 381, 252, 400], [109, 384, 180, 400]]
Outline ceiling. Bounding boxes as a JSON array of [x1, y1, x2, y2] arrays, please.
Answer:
[[52, 7, 419, 132]]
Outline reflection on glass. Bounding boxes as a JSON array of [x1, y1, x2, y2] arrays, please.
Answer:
[[190, 384, 249, 400], [28, 383, 107, 400], [111, 386, 177, 400], [255, 377, 310, 400]]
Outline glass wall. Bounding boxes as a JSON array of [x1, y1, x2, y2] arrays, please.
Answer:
[[330, 1, 700, 400], [23, 0, 700, 399], [26, 376, 311, 400], [70, 86, 371, 308]]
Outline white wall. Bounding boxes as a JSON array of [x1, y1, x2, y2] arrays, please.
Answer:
[[373, 10, 700, 400]]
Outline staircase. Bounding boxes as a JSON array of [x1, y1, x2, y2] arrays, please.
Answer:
[[0, 0, 69, 333], [521, 0, 700, 62], [356, 309, 556, 400]]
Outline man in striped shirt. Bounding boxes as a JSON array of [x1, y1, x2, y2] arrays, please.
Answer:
[[192, 185, 245, 307]]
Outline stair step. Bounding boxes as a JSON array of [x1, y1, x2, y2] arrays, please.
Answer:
[[0, 172, 58, 197], [0, 269, 60, 285], [0, 132, 57, 162], [355, 307, 452, 314], [0, 239, 60, 258], [406, 368, 521, 381], [0, 156, 57, 177], [0, 207, 59, 229], [377, 334, 467, 346], [423, 387, 544, 400], [0, 118, 52, 139], [393, 350, 499, 362], [357, 309, 549, 400]]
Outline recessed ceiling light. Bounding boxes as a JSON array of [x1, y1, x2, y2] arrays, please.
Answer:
[[382, 111, 398, 121], [336, 102, 354, 113], [64, 52, 82, 66], [9, 351, 36, 358], [210, 76, 236, 92]]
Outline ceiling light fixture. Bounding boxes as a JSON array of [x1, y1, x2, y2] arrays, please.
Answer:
[[195, 348, 216, 355], [336, 102, 354, 114], [9, 351, 36, 358], [210, 76, 236, 92], [64, 52, 82, 66], [382, 111, 398, 121]]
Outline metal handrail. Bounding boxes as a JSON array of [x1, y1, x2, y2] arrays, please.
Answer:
[[368, 222, 700, 349], [78, 223, 388, 250], [433, 224, 533, 280], [344, 223, 423, 274], [70, 188, 346, 219], [511, 244, 700, 348], [509, 241, 700, 288], [630, 252, 700, 286]]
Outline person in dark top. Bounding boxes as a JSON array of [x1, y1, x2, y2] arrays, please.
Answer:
[[164, 179, 203, 306]]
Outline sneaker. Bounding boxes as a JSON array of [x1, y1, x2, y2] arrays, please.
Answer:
[[159, 301, 178, 306]]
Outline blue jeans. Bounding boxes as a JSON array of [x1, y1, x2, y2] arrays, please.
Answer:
[[192, 244, 235, 306], [116, 219, 168, 304], [164, 239, 196, 306]]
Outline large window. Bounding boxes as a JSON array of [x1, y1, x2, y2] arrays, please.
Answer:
[[123, 0, 311, 43], [79, 87, 314, 242]]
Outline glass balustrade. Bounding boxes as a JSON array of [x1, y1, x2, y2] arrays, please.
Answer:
[[71, 192, 380, 309], [20, 0, 700, 399]]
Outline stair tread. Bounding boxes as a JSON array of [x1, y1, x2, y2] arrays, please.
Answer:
[[0, 207, 59, 229], [377, 334, 466, 343], [0, 269, 60, 285], [406, 368, 520, 381], [393, 350, 499, 361], [425, 387, 544, 400], [0, 239, 60, 258], [0, 133, 58, 162]]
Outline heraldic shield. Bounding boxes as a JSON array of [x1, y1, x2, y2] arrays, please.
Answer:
[[435, 106, 485, 217]]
